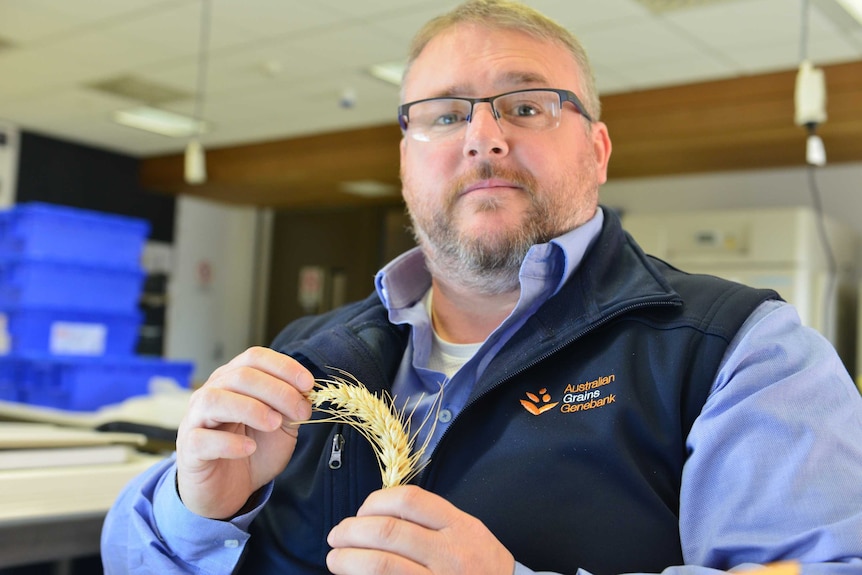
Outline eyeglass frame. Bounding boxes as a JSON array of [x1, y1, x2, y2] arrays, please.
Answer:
[[397, 88, 594, 139]]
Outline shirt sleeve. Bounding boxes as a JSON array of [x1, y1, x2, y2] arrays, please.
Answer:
[[680, 299, 862, 571], [513, 299, 862, 575], [101, 453, 272, 574]]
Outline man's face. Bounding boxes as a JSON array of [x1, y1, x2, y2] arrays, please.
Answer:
[[400, 23, 611, 293]]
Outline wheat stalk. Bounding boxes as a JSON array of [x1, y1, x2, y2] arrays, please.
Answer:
[[305, 369, 437, 488]]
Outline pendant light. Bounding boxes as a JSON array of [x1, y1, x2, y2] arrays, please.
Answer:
[[185, 0, 211, 185]]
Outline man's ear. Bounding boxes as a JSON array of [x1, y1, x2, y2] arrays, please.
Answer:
[[591, 121, 612, 185]]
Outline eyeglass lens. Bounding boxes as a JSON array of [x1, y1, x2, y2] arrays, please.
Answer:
[[405, 90, 564, 141]]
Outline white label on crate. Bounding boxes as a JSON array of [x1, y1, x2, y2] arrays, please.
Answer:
[[50, 322, 107, 355], [0, 313, 9, 355]]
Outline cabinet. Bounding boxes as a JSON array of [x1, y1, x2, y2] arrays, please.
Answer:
[[622, 207, 858, 379]]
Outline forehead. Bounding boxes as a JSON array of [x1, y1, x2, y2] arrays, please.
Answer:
[[403, 23, 580, 100]]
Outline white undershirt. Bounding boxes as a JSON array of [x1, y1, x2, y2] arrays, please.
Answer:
[[423, 290, 482, 378]]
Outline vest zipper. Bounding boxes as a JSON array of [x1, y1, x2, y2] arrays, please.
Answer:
[[329, 430, 344, 470], [327, 424, 352, 536]]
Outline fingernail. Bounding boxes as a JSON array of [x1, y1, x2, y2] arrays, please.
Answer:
[[269, 411, 283, 429]]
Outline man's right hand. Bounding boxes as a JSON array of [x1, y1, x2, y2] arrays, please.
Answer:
[[175, 346, 315, 519]]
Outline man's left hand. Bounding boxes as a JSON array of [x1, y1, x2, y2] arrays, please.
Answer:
[[326, 485, 515, 575]]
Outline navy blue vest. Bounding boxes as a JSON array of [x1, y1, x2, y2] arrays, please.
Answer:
[[240, 209, 777, 574]]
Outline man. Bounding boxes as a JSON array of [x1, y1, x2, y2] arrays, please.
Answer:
[[102, 1, 862, 573]]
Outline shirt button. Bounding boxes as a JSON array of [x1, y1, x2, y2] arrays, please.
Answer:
[[438, 409, 453, 423]]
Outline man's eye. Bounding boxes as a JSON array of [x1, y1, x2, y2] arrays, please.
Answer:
[[433, 112, 467, 126], [511, 103, 540, 117]]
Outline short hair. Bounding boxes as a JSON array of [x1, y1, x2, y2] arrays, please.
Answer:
[[403, 0, 601, 120]]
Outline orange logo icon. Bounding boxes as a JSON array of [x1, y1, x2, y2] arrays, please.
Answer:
[[520, 388, 559, 416]]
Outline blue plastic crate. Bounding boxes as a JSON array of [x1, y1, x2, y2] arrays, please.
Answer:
[[0, 202, 150, 269], [0, 257, 145, 312], [14, 355, 194, 411], [0, 359, 20, 402], [0, 307, 142, 357]]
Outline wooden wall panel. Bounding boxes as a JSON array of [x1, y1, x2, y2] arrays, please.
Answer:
[[140, 124, 403, 208], [602, 60, 862, 178], [140, 60, 862, 208]]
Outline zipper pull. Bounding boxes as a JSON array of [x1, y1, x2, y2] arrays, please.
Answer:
[[329, 432, 344, 470]]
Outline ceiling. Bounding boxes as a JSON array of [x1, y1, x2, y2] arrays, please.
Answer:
[[1, 0, 861, 208]]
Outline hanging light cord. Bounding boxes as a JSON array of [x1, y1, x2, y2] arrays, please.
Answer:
[[192, 0, 212, 132], [799, 0, 838, 343], [800, 0, 810, 61]]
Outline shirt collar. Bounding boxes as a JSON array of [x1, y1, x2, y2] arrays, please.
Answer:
[[374, 207, 605, 313]]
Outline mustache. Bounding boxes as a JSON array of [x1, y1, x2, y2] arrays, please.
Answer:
[[450, 162, 537, 196]]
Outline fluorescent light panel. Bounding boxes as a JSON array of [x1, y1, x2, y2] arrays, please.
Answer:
[[339, 180, 398, 198], [369, 61, 405, 86], [835, 0, 862, 23], [113, 107, 206, 138]]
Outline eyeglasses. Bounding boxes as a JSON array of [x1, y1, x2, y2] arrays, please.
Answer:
[[397, 88, 593, 142]]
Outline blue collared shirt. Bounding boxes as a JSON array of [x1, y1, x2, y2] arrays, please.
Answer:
[[102, 209, 862, 575]]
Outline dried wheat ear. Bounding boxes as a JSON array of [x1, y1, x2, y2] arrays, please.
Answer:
[[305, 369, 436, 488]]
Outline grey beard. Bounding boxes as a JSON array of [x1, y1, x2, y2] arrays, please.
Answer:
[[404, 160, 593, 296], [410, 195, 555, 296], [414, 224, 528, 295]]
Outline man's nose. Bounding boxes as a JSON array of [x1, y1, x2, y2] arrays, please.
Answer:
[[463, 103, 509, 158]]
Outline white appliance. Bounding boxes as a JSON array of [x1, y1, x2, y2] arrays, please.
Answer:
[[0, 121, 19, 207], [622, 207, 858, 384]]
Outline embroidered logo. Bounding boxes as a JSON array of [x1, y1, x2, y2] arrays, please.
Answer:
[[520, 388, 559, 416], [520, 375, 618, 416], [560, 375, 616, 413]]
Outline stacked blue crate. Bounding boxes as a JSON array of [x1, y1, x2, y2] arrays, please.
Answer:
[[0, 202, 194, 410]]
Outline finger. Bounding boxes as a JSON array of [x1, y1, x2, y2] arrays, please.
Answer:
[[184, 386, 281, 429], [222, 347, 315, 393], [216, 348, 315, 419], [328, 513, 433, 556], [192, 366, 312, 427], [180, 426, 257, 462], [356, 486, 454, 530], [326, 546, 427, 575]]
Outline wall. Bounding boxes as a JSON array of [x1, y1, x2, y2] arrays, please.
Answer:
[[164, 195, 265, 382], [0, 121, 19, 207], [15, 131, 175, 242], [602, 162, 862, 235], [602, 161, 862, 279], [265, 204, 407, 344]]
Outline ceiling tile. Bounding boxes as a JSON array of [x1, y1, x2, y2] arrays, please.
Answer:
[[531, 0, 651, 28], [212, 0, 353, 38], [579, 17, 714, 68], [0, 0, 72, 44], [616, 52, 738, 90], [286, 22, 407, 70]]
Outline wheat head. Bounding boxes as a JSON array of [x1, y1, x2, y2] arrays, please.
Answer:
[[306, 369, 434, 488]]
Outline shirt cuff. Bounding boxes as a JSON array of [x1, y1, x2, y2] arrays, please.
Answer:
[[514, 561, 594, 575], [151, 460, 273, 569]]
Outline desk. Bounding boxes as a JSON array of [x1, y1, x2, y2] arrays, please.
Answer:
[[0, 399, 181, 569], [0, 514, 103, 570], [0, 454, 164, 569]]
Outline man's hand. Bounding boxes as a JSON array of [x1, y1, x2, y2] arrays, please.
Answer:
[[175, 346, 314, 519], [326, 485, 515, 575]]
